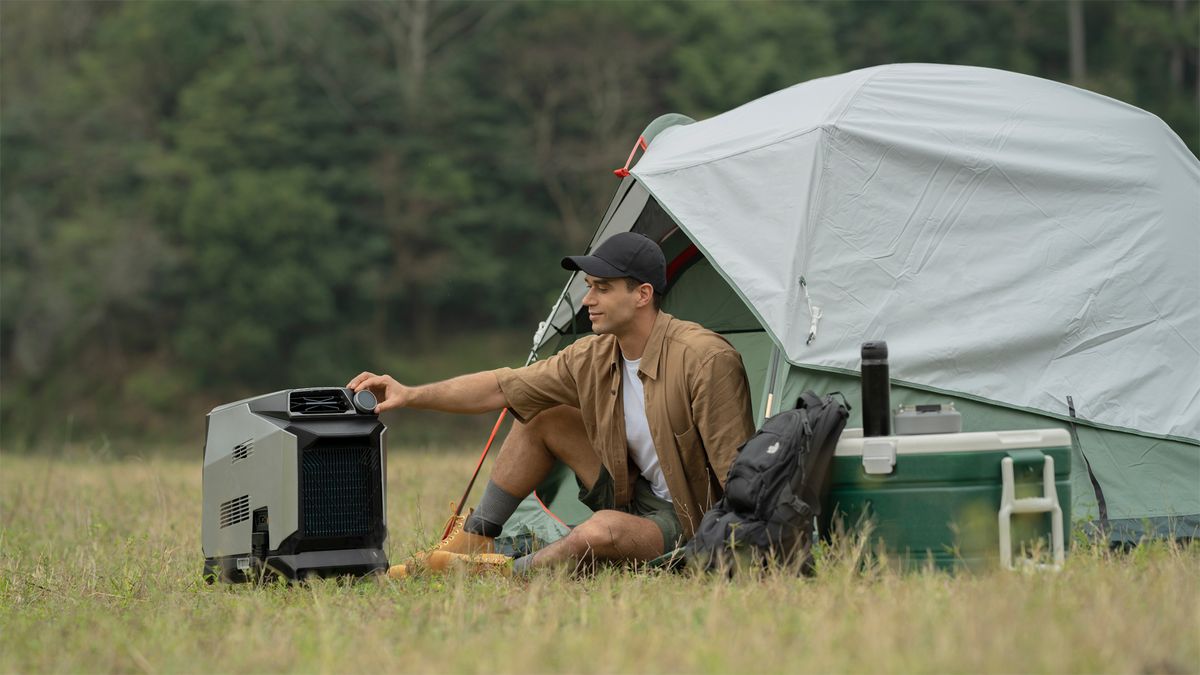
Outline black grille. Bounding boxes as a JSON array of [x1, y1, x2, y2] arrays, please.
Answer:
[[301, 446, 373, 538], [290, 390, 351, 415]]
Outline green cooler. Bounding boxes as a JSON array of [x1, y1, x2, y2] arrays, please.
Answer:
[[828, 427, 1072, 571]]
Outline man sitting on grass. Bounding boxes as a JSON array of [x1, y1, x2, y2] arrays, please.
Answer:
[[348, 232, 754, 575]]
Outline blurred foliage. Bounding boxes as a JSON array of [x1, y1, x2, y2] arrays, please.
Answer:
[[1, 0, 1197, 447]]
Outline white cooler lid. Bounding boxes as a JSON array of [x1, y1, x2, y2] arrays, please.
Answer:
[[835, 428, 1072, 457]]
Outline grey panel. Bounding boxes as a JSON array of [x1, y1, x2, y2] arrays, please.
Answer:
[[201, 403, 298, 556]]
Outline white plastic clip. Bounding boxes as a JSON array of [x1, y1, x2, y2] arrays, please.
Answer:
[[861, 438, 897, 475], [532, 320, 548, 350], [807, 306, 823, 345], [800, 276, 822, 345]]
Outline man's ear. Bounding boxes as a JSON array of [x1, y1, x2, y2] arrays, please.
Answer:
[[638, 282, 654, 308]]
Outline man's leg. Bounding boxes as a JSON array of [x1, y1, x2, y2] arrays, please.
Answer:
[[515, 510, 664, 572], [463, 405, 602, 538], [492, 405, 602, 496]]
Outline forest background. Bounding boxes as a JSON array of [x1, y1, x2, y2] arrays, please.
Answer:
[[2, 0, 1197, 451]]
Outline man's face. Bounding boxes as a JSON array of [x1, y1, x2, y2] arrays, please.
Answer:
[[582, 275, 645, 335]]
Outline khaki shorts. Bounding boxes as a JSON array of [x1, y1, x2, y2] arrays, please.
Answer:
[[576, 466, 686, 552]]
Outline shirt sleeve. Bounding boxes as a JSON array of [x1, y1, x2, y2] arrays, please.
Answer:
[[691, 349, 755, 489], [492, 346, 582, 423]]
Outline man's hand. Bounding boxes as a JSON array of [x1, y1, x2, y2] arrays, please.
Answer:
[[346, 372, 410, 413], [346, 370, 508, 415]]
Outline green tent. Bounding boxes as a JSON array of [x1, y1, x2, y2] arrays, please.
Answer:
[[498, 64, 1200, 551]]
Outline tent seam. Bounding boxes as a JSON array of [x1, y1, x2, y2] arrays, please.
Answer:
[[794, 70, 883, 356], [830, 65, 887, 127], [802, 65, 886, 286], [634, 126, 824, 176], [636, 67, 889, 179]]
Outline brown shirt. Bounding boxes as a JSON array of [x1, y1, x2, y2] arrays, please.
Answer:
[[493, 311, 754, 538]]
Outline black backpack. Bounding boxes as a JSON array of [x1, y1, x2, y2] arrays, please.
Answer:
[[685, 391, 849, 573]]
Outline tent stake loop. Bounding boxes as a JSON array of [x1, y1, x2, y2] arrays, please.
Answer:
[[613, 136, 648, 177]]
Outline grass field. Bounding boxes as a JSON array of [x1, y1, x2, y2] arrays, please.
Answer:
[[2, 448, 1197, 674]]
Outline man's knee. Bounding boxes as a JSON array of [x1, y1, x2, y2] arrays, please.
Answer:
[[519, 405, 584, 441], [509, 405, 600, 491], [566, 510, 623, 553]]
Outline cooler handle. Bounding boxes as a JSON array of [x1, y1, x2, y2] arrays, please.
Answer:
[[998, 454, 1064, 570]]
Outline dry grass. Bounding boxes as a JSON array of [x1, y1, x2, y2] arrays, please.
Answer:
[[1, 447, 1197, 674]]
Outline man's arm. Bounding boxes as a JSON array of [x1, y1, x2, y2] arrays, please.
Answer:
[[346, 370, 507, 414]]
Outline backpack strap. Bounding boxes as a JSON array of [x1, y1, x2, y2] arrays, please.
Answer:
[[797, 390, 823, 411], [797, 390, 852, 413], [793, 390, 851, 542]]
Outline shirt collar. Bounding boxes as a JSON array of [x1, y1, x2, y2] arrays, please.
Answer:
[[638, 311, 673, 381], [606, 311, 673, 380]]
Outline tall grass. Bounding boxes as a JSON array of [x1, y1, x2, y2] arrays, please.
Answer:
[[1, 449, 1196, 673]]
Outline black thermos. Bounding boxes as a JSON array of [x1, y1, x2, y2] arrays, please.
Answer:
[[861, 341, 891, 437]]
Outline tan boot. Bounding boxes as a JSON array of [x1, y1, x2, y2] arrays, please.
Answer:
[[387, 550, 510, 579], [386, 508, 502, 579], [433, 508, 496, 556], [423, 550, 512, 577]]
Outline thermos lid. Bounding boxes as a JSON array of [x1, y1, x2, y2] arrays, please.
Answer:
[[861, 341, 888, 360]]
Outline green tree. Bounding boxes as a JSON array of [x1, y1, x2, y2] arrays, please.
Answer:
[[646, 1, 842, 117], [1, 0, 1195, 446]]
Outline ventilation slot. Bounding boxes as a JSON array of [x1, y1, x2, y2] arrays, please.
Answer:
[[289, 389, 351, 415], [302, 446, 373, 538], [231, 440, 253, 463], [219, 495, 250, 528]]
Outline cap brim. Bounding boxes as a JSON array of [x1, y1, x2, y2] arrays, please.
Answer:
[[561, 255, 625, 279]]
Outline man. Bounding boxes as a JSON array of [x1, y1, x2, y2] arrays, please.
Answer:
[[348, 232, 754, 575]]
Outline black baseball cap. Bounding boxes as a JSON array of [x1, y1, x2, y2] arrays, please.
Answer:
[[561, 232, 667, 294]]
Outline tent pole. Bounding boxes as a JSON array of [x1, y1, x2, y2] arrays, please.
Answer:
[[764, 345, 782, 420]]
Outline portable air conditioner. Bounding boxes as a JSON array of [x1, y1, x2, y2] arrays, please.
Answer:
[[202, 387, 388, 582]]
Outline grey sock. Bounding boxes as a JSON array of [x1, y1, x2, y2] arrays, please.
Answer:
[[512, 554, 536, 575], [463, 480, 523, 538]]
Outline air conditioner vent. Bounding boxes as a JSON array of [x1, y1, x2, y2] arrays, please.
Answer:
[[231, 440, 253, 463], [219, 495, 250, 528], [302, 446, 373, 538], [289, 389, 352, 415]]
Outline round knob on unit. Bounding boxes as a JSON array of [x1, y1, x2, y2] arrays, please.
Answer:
[[352, 390, 378, 414]]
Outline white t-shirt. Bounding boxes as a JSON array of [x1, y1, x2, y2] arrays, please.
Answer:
[[621, 356, 672, 502]]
